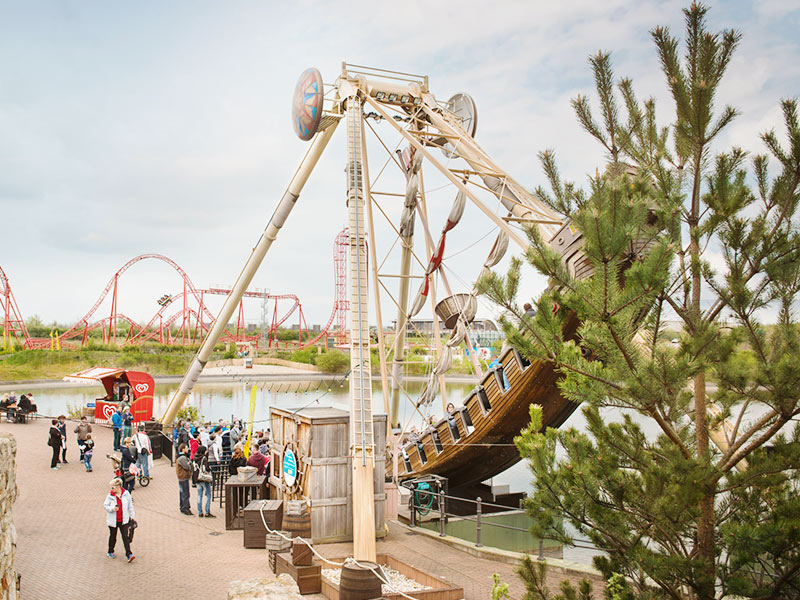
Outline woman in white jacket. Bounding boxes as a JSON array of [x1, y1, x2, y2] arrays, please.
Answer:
[[104, 477, 135, 562]]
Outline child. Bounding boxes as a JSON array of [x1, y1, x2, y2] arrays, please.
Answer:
[[80, 434, 95, 472]]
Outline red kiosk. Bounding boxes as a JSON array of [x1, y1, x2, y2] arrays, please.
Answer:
[[63, 367, 155, 424]]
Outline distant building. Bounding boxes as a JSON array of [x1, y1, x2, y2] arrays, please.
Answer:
[[389, 318, 499, 336]]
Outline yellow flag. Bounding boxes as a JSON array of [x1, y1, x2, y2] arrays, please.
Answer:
[[243, 385, 257, 459]]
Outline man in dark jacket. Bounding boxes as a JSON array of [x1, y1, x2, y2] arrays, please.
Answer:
[[49, 420, 63, 470], [57, 415, 68, 463], [175, 444, 193, 516], [177, 422, 191, 450]]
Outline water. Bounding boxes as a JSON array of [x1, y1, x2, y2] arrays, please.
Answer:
[[21, 378, 476, 430]]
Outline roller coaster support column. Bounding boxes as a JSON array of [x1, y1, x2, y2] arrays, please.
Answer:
[[160, 120, 340, 425], [343, 81, 377, 562]]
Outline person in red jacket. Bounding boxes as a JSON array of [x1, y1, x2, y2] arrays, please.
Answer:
[[246, 447, 268, 475]]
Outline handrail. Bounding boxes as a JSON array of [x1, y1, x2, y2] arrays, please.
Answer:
[[407, 486, 606, 555]]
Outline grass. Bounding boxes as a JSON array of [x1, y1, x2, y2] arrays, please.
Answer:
[[0, 349, 199, 381]]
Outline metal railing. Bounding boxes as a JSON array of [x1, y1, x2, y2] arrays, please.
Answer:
[[408, 487, 602, 559], [213, 456, 232, 506]]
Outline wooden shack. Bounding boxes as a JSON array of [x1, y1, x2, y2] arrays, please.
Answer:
[[268, 406, 386, 543]]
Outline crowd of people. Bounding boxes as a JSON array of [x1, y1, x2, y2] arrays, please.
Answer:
[[37, 406, 272, 561], [171, 418, 272, 517]]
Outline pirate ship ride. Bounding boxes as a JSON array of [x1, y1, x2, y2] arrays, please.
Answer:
[[158, 63, 632, 558]]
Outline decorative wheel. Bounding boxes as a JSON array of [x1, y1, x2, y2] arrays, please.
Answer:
[[291, 67, 324, 141]]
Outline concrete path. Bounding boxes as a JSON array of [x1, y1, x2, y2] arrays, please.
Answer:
[[2, 417, 601, 599]]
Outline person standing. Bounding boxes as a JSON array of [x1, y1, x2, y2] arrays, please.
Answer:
[[175, 444, 193, 515], [221, 427, 232, 462], [228, 446, 247, 476], [132, 425, 152, 479], [103, 477, 135, 562], [121, 407, 134, 440], [111, 408, 123, 452], [523, 302, 537, 318], [199, 423, 211, 448], [121, 438, 137, 493], [57, 415, 68, 463], [246, 446, 267, 476], [172, 419, 184, 451], [208, 432, 222, 486], [189, 431, 200, 460], [48, 419, 63, 470], [192, 446, 215, 518], [80, 434, 95, 472], [74, 416, 92, 460], [177, 421, 191, 450], [229, 420, 242, 447]]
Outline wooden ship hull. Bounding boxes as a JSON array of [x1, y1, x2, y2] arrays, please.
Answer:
[[398, 313, 580, 488], [396, 215, 656, 488]]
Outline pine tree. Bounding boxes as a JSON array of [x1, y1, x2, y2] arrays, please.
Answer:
[[479, 4, 800, 598]]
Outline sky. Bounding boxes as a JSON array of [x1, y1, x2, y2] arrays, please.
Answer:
[[1, 1, 799, 334]]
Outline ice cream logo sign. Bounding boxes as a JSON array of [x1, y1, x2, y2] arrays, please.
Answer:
[[101, 404, 116, 420], [134, 383, 149, 394]]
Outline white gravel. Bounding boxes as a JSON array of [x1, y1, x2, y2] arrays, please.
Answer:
[[322, 565, 432, 595]]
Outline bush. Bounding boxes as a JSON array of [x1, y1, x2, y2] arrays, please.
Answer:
[[291, 348, 316, 365], [316, 349, 349, 373], [176, 405, 203, 424]]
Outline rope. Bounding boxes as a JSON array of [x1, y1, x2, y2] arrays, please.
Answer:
[[258, 504, 422, 600], [259, 503, 344, 566]]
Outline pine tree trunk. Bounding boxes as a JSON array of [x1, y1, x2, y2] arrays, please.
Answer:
[[690, 157, 715, 598]]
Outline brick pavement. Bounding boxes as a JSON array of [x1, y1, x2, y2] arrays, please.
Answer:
[[2, 417, 602, 600]]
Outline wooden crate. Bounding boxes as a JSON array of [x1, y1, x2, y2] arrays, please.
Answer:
[[275, 551, 321, 595], [321, 554, 463, 600], [268, 406, 386, 543], [268, 548, 280, 573], [243, 499, 283, 548], [292, 538, 313, 566], [225, 476, 268, 530]]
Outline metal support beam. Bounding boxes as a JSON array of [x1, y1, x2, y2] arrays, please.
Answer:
[[160, 120, 340, 425]]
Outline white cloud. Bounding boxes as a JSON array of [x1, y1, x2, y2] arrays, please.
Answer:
[[0, 1, 796, 332]]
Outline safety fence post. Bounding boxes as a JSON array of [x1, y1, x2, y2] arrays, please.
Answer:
[[476, 497, 483, 547], [439, 489, 446, 537]]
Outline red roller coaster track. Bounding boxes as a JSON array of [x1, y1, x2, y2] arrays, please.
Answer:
[[0, 266, 32, 349], [1, 228, 350, 351]]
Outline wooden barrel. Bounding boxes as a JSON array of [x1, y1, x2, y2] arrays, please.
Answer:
[[265, 531, 292, 552], [340, 563, 383, 600], [283, 511, 311, 538]]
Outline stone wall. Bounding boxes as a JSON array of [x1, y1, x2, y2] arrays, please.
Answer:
[[0, 434, 18, 600]]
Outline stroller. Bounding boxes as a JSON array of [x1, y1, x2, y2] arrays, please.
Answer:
[[107, 453, 150, 488]]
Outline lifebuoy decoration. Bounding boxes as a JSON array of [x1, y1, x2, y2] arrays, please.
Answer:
[[281, 440, 301, 497]]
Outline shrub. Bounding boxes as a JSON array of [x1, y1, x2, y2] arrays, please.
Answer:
[[316, 349, 349, 373], [291, 348, 316, 365]]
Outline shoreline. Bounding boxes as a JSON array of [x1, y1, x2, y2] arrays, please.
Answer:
[[0, 370, 480, 391]]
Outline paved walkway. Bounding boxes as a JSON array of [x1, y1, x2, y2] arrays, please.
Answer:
[[2, 417, 600, 599]]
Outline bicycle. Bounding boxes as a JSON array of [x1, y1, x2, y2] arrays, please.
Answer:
[[107, 453, 150, 487]]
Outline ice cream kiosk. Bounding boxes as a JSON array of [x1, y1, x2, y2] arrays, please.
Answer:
[[63, 367, 155, 424]]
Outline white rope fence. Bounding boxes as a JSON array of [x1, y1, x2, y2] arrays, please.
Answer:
[[258, 504, 422, 600]]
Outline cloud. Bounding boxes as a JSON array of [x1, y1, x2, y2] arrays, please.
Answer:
[[0, 1, 797, 331]]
